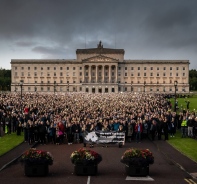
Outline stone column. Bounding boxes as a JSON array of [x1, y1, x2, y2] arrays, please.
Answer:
[[95, 65, 98, 83], [115, 65, 118, 83], [109, 65, 111, 83], [83, 66, 85, 83], [102, 65, 105, 83], [89, 65, 91, 83]]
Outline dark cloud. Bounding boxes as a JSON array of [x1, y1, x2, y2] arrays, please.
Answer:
[[0, 0, 197, 69]]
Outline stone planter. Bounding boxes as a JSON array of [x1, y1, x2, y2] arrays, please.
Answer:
[[125, 164, 149, 176], [24, 163, 49, 176], [74, 164, 98, 175]]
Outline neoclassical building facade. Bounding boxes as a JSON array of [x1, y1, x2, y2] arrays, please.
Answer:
[[11, 41, 190, 93]]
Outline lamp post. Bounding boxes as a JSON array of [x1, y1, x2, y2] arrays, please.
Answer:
[[19, 80, 23, 113], [144, 81, 146, 93], [174, 81, 178, 112], [131, 82, 133, 92], [54, 81, 56, 94], [67, 81, 69, 92]]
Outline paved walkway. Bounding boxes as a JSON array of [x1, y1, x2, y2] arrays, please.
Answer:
[[0, 138, 197, 184]]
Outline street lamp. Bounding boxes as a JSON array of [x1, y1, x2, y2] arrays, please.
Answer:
[[67, 81, 69, 92], [144, 81, 146, 93], [54, 81, 56, 94], [19, 80, 23, 113], [174, 80, 178, 112], [131, 82, 133, 92]]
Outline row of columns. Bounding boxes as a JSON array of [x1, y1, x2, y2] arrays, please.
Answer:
[[83, 65, 118, 83]]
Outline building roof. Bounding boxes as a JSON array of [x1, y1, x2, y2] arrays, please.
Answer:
[[76, 41, 125, 55]]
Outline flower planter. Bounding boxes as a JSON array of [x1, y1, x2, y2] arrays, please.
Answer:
[[74, 164, 98, 175], [24, 163, 49, 176], [125, 164, 149, 176]]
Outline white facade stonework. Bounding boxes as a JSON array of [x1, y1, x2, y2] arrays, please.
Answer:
[[11, 42, 189, 93]]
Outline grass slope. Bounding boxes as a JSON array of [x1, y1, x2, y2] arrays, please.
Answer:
[[167, 130, 197, 163], [0, 133, 24, 156]]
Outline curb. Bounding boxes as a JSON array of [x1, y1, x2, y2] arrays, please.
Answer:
[[0, 142, 38, 172]]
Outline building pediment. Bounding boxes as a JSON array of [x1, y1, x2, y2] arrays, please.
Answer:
[[82, 55, 119, 63]]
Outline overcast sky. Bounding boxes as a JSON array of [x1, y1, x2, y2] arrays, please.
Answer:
[[0, 0, 197, 70]]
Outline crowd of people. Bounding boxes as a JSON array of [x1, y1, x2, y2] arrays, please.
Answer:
[[0, 92, 197, 147]]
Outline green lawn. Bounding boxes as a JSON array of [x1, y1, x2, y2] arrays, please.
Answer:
[[167, 130, 197, 163], [171, 94, 197, 113], [0, 133, 24, 156]]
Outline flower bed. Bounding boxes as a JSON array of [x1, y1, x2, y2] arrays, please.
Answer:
[[21, 148, 53, 165], [121, 148, 154, 166], [71, 148, 102, 165]]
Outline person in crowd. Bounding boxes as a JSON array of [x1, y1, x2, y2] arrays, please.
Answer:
[[169, 117, 176, 137], [150, 119, 157, 141], [135, 119, 143, 143], [162, 116, 169, 141], [187, 115, 195, 138], [72, 121, 80, 143], [127, 122, 133, 142], [181, 116, 187, 138], [66, 122, 73, 145]]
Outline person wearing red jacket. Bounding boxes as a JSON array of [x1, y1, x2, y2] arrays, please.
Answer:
[[135, 119, 143, 143]]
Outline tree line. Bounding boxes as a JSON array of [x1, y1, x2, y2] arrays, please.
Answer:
[[0, 68, 197, 91]]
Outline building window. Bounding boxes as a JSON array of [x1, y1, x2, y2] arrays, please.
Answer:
[[15, 67, 17, 70], [144, 73, 146, 77], [86, 72, 88, 76], [125, 87, 127, 91], [176, 73, 179, 76], [41, 87, 43, 91], [170, 73, 172, 76], [125, 73, 127, 77], [176, 67, 179, 70], [138, 73, 140, 76], [79, 67, 82, 70], [34, 72, 37, 76], [54, 67, 56, 70], [28, 87, 31, 91], [105, 72, 108, 76], [41, 81, 44, 84], [183, 67, 185, 70], [157, 67, 159, 70], [47, 73, 50, 77], [47, 87, 50, 91], [41, 67, 43, 70], [73, 72, 76, 76], [118, 67, 121, 70], [21, 67, 24, 70], [73, 67, 76, 70], [67, 67, 69, 70], [66, 72, 69, 76], [125, 67, 127, 70], [60, 72, 63, 76], [60, 67, 63, 70], [150, 73, 153, 76], [48, 81, 50, 84], [157, 73, 159, 77], [28, 67, 30, 70], [60, 80, 63, 84], [118, 73, 121, 76], [28, 72, 30, 77], [35, 81, 37, 83], [138, 67, 140, 70], [163, 73, 166, 77], [131, 67, 134, 70], [15, 72, 17, 76], [54, 72, 56, 77], [144, 67, 146, 70], [183, 73, 185, 76], [21, 72, 24, 77], [34, 67, 37, 70], [150, 67, 153, 70], [73, 81, 76, 83], [79, 72, 82, 76], [47, 67, 50, 70], [131, 73, 134, 76], [170, 67, 172, 70], [163, 67, 166, 70]]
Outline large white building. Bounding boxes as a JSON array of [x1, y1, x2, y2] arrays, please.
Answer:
[[11, 41, 189, 93]]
